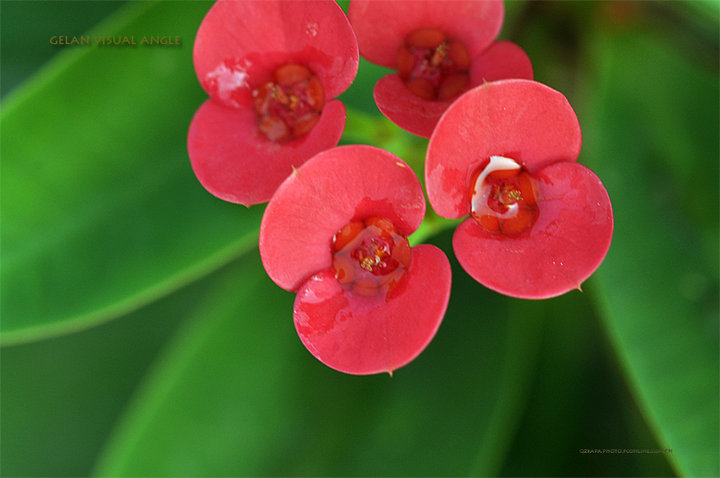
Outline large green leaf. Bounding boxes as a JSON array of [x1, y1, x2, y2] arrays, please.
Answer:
[[92, 250, 297, 476], [1, 0, 264, 345], [0, 1, 127, 97], [500, 291, 676, 476], [584, 27, 719, 477], [0, 254, 237, 477], [93, 233, 542, 476]]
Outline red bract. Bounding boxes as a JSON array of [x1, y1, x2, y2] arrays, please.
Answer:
[[188, 0, 359, 206], [348, 0, 533, 138], [426, 79, 613, 299], [259, 145, 452, 375]]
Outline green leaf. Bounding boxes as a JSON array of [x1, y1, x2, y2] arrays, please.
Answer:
[[0, 253, 234, 477], [92, 250, 297, 476], [94, 233, 542, 476], [584, 28, 719, 477], [0, 0, 126, 97], [500, 293, 676, 476], [1, 0, 264, 345]]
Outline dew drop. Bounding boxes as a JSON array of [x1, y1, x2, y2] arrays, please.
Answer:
[[306, 22, 319, 38]]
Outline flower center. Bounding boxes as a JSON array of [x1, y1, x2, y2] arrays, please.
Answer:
[[332, 216, 412, 296], [396, 28, 471, 101], [252, 63, 325, 142], [470, 156, 539, 235]]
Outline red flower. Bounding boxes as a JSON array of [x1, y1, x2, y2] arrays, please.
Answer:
[[426, 79, 613, 299], [188, 0, 359, 206], [259, 145, 452, 375], [348, 0, 533, 138]]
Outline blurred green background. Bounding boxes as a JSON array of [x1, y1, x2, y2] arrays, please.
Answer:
[[1, 1, 718, 476]]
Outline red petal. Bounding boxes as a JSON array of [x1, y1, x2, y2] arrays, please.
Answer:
[[453, 162, 613, 299], [426, 79, 582, 219], [187, 98, 346, 206], [373, 74, 455, 138], [193, 0, 358, 107], [294, 245, 451, 375], [260, 145, 426, 292], [374, 42, 532, 138], [349, 0, 503, 68], [469, 41, 534, 84]]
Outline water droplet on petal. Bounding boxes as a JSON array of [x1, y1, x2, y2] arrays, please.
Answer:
[[306, 22, 319, 38]]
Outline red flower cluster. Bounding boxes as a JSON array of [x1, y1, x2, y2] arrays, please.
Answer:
[[188, 0, 358, 206], [349, 0, 533, 137], [426, 80, 613, 298], [259, 146, 451, 375], [188, 0, 613, 374]]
